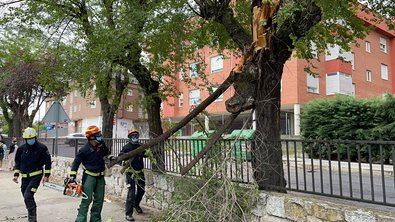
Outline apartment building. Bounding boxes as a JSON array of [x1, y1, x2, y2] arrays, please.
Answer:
[[163, 13, 395, 137], [45, 83, 149, 138]]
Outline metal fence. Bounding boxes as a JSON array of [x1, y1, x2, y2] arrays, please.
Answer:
[[41, 137, 395, 207]]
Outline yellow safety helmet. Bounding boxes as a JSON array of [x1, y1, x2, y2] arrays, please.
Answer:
[[23, 127, 37, 139]]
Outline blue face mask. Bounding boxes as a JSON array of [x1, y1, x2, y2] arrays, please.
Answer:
[[130, 134, 139, 143], [95, 136, 103, 143], [27, 138, 36, 146]]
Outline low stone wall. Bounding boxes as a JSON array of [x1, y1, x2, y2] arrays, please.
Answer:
[[50, 157, 173, 210], [50, 157, 395, 222]]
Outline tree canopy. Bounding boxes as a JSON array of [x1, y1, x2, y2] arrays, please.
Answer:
[[0, 29, 68, 137]]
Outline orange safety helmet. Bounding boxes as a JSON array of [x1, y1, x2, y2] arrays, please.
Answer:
[[85, 125, 101, 138], [128, 128, 139, 137]]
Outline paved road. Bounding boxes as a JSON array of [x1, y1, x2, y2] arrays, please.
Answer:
[[0, 171, 157, 222]]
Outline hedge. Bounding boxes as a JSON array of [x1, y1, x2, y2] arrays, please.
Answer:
[[301, 95, 395, 163]]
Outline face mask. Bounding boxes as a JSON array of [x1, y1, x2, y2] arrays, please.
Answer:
[[27, 139, 36, 146], [130, 134, 139, 143], [94, 135, 104, 144]]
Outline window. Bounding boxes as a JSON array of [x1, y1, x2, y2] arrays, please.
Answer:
[[89, 100, 96, 108], [179, 93, 184, 107], [366, 70, 372, 82], [326, 72, 354, 95], [380, 37, 388, 53], [189, 62, 199, 78], [325, 44, 354, 69], [210, 55, 224, 73], [381, 64, 388, 80], [73, 105, 78, 112], [127, 89, 133, 96], [189, 89, 200, 105], [127, 105, 133, 112], [211, 86, 223, 102], [311, 42, 318, 59], [307, 74, 319, 94], [73, 90, 78, 97], [179, 68, 184, 80], [365, 41, 371, 53]]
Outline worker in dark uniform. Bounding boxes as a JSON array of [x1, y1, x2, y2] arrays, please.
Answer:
[[119, 129, 145, 222], [13, 127, 51, 222], [70, 125, 110, 222]]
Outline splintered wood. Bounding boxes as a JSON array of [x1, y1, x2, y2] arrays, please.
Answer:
[[233, 0, 280, 74], [252, 0, 280, 51]]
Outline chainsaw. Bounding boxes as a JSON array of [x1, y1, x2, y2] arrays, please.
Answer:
[[43, 178, 88, 199]]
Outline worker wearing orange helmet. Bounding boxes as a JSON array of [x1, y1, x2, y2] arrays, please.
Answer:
[[69, 125, 110, 222], [119, 128, 146, 221]]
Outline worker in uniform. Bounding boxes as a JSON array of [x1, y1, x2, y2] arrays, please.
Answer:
[[13, 127, 52, 222], [70, 125, 110, 222], [119, 129, 145, 222]]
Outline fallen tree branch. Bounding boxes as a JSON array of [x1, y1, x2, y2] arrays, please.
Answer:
[[180, 112, 240, 175], [107, 71, 238, 168]]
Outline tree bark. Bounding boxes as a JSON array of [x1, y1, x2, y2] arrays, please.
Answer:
[[146, 94, 165, 171], [252, 55, 286, 192], [100, 98, 116, 139], [12, 112, 23, 138]]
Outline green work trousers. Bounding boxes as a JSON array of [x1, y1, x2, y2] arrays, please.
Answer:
[[75, 174, 105, 222]]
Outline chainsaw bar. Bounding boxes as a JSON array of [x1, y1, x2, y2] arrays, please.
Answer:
[[43, 182, 64, 192], [43, 182, 88, 199]]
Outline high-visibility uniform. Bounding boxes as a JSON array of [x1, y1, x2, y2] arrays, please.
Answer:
[[14, 141, 51, 222], [70, 142, 110, 222], [119, 142, 146, 217]]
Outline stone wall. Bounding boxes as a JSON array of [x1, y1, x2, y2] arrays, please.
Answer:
[[50, 157, 395, 222]]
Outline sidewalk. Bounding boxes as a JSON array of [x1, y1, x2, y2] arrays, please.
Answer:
[[0, 171, 157, 222]]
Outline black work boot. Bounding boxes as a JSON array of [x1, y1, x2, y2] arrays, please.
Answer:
[[135, 206, 143, 214], [28, 208, 37, 222], [125, 215, 135, 221]]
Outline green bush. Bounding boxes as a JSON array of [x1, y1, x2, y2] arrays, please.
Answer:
[[301, 95, 395, 163]]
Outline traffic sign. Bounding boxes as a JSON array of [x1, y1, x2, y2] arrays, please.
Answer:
[[42, 101, 71, 123]]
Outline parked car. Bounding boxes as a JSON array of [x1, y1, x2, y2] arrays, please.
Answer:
[[65, 133, 86, 146]]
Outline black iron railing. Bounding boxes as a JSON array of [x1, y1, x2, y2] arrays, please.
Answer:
[[41, 137, 395, 207]]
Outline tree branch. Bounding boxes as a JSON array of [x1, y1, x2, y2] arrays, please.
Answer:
[[107, 70, 238, 168], [180, 112, 240, 175], [194, 0, 252, 51]]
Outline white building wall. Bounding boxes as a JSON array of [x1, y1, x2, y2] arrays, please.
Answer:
[[113, 119, 135, 138], [81, 116, 103, 133]]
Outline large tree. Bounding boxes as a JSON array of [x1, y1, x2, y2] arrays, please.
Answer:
[[0, 31, 67, 138], [2, 0, 393, 190], [0, 0, 201, 171], [106, 0, 393, 192]]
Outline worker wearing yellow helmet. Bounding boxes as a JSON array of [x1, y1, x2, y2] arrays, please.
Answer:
[[13, 127, 52, 222], [119, 128, 146, 221]]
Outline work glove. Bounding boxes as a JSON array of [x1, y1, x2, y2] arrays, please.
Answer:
[[104, 155, 116, 167], [68, 175, 76, 183]]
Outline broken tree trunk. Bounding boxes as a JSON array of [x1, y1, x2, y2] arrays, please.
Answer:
[[107, 71, 238, 168]]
